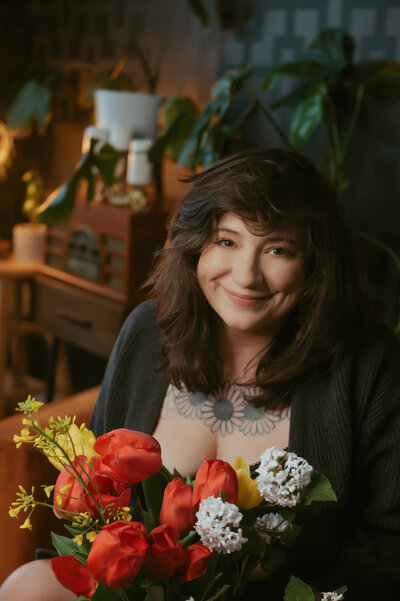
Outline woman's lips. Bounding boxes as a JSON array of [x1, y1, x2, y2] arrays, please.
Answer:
[[224, 289, 272, 306]]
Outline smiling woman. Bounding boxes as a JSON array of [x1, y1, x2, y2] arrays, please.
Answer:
[[1, 148, 400, 601]]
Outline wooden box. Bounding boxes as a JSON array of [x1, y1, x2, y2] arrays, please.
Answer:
[[41, 199, 168, 306]]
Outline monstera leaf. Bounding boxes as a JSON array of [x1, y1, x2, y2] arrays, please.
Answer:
[[262, 28, 354, 147], [37, 143, 119, 226], [149, 95, 200, 163], [177, 65, 255, 169], [7, 80, 51, 134]]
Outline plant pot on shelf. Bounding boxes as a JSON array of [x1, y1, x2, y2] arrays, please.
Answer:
[[12, 223, 47, 263], [94, 90, 163, 139]]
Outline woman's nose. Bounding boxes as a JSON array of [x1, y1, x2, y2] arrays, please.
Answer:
[[231, 254, 265, 288]]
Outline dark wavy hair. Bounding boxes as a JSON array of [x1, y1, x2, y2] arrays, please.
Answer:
[[146, 147, 373, 409]]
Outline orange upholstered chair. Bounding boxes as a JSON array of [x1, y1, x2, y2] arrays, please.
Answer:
[[0, 386, 99, 584]]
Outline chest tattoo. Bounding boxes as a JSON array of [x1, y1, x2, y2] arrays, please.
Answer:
[[163, 382, 290, 437]]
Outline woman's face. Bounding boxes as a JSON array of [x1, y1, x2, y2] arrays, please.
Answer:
[[196, 212, 304, 338]]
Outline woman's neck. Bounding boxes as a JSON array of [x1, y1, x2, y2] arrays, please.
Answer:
[[217, 324, 272, 383]]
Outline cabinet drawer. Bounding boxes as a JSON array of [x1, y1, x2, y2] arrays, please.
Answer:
[[34, 275, 129, 358]]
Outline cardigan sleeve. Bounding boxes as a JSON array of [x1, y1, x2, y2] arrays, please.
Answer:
[[89, 300, 168, 437], [324, 325, 400, 600]]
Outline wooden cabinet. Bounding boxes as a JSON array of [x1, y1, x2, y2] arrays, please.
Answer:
[[34, 274, 128, 358], [31, 203, 168, 399]]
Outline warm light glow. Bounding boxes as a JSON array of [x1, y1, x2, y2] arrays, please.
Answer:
[[0, 120, 13, 168]]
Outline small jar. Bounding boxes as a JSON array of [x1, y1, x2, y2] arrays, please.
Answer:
[[107, 126, 132, 205], [126, 139, 154, 186]]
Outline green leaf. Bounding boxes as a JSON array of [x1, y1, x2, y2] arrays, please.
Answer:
[[238, 526, 265, 556], [143, 585, 164, 601], [279, 523, 302, 549], [302, 470, 337, 505], [142, 473, 164, 521], [150, 95, 200, 162], [336, 585, 348, 594], [212, 65, 254, 119], [102, 584, 131, 601], [36, 178, 79, 225], [262, 62, 324, 92], [7, 79, 51, 133], [36, 145, 104, 225], [308, 27, 354, 70], [51, 532, 88, 564], [204, 584, 231, 601], [197, 572, 223, 601], [94, 144, 119, 187], [260, 544, 286, 573], [185, 0, 210, 26], [284, 576, 315, 601], [180, 529, 197, 549], [131, 497, 145, 523], [279, 507, 296, 522], [356, 60, 400, 102], [90, 584, 115, 600], [263, 28, 352, 94], [288, 80, 327, 146], [142, 508, 156, 533]]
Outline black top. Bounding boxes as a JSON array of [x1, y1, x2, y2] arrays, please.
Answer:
[[90, 300, 400, 600]]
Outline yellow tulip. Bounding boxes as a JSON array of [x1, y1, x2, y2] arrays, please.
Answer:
[[233, 456, 263, 509], [48, 423, 98, 471]]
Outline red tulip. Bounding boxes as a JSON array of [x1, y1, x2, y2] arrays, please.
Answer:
[[54, 456, 131, 519], [175, 543, 213, 582], [145, 524, 186, 579], [53, 457, 92, 518], [94, 429, 162, 483], [51, 555, 97, 598], [82, 469, 131, 517], [87, 520, 149, 588], [160, 478, 195, 535], [192, 459, 238, 510]]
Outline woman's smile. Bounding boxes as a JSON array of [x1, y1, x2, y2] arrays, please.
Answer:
[[223, 288, 275, 307]]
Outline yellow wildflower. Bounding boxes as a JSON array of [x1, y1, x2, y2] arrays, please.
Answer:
[[13, 428, 36, 448], [47, 422, 98, 471], [42, 485, 55, 498], [86, 531, 97, 543], [73, 534, 84, 546], [20, 518, 32, 530], [233, 456, 263, 509], [16, 395, 43, 414]]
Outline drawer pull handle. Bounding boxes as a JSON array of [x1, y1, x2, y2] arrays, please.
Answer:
[[55, 309, 93, 329]]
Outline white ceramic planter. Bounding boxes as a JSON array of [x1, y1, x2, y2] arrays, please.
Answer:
[[12, 223, 47, 263], [94, 90, 163, 139]]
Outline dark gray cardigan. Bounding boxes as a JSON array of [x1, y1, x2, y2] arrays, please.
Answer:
[[90, 300, 400, 600]]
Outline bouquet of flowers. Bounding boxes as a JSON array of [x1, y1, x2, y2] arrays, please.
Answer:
[[10, 396, 346, 601]]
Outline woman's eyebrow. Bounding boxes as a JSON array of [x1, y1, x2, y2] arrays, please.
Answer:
[[216, 227, 239, 235], [263, 235, 299, 247]]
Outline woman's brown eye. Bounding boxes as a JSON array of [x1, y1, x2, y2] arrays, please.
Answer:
[[217, 239, 233, 247]]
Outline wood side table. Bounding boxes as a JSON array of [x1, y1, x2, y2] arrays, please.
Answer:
[[0, 256, 44, 418]]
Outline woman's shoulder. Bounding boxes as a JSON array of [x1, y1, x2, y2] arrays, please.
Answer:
[[124, 298, 157, 329], [343, 317, 399, 360]]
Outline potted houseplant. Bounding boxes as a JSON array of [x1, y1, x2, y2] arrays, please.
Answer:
[[12, 170, 47, 262]]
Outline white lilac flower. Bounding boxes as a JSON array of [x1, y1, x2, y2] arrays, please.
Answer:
[[255, 512, 290, 544], [194, 496, 248, 554], [256, 446, 313, 507], [185, 598, 195, 601], [321, 593, 344, 601]]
